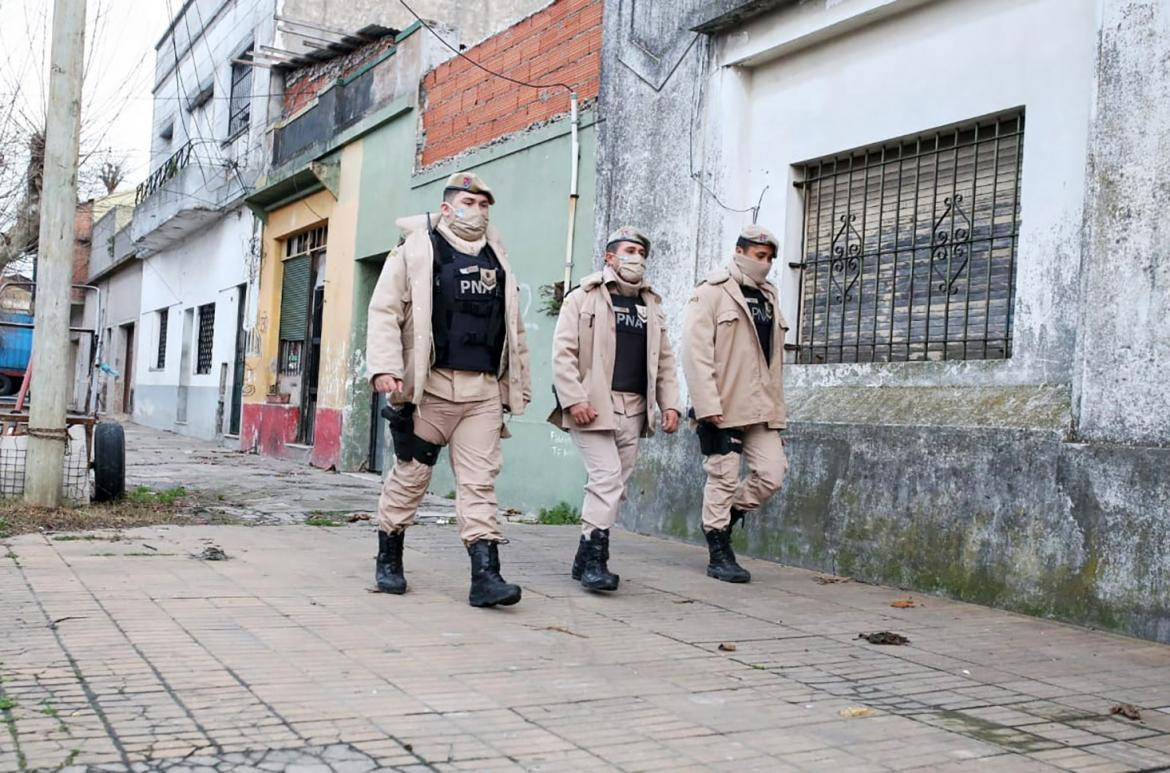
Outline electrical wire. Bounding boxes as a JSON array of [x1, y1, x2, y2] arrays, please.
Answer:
[[687, 36, 767, 223], [397, 0, 574, 95]]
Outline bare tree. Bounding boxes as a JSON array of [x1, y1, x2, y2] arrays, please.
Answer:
[[97, 157, 125, 195], [0, 0, 145, 275], [0, 129, 45, 271]]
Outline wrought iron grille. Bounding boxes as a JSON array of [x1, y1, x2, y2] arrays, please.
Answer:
[[156, 309, 168, 369], [795, 112, 1024, 363], [228, 52, 253, 138], [196, 303, 215, 375]]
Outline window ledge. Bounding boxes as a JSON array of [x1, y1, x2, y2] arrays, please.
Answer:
[[222, 126, 250, 147]]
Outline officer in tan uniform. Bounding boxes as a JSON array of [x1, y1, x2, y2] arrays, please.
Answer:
[[549, 226, 682, 591], [682, 225, 788, 583], [366, 171, 532, 607]]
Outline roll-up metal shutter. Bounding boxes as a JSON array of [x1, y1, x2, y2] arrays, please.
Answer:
[[279, 254, 311, 341]]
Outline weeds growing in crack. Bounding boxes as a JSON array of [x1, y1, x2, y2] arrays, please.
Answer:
[[38, 702, 69, 734], [0, 693, 24, 771]]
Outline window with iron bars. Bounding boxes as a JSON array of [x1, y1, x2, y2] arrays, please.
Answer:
[[196, 303, 215, 375], [156, 309, 168, 369], [278, 225, 327, 376], [794, 111, 1024, 364], [228, 51, 253, 138]]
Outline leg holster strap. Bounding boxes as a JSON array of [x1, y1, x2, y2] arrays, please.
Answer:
[[412, 436, 442, 466]]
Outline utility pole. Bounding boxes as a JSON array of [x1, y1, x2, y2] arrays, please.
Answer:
[[25, 0, 87, 507]]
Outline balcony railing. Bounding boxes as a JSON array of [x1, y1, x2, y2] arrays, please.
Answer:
[[135, 142, 194, 206]]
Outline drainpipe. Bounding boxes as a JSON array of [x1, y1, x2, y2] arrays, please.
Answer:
[[561, 92, 580, 296]]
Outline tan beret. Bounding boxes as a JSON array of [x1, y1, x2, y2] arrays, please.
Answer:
[[739, 224, 779, 253], [443, 171, 495, 205], [605, 225, 651, 256]]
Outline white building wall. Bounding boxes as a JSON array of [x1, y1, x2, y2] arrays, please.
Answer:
[[703, 0, 1097, 393], [133, 208, 252, 439], [132, 0, 273, 437], [150, 0, 277, 172]]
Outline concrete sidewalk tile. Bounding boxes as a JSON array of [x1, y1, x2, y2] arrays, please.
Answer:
[[1, 421, 1169, 771]]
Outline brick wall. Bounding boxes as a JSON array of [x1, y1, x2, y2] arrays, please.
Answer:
[[283, 35, 397, 116], [420, 0, 602, 167], [71, 201, 93, 293]]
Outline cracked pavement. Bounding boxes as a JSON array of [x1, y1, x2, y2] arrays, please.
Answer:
[[1, 423, 1170, 771]]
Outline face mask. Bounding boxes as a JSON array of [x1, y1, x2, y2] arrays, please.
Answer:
[[447, 207, 488, 241], [616, 254, 646, 284], [735, 254, 771, 285]]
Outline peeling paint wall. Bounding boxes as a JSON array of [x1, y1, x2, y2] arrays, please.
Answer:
[[598, 0, 1170, 641], [242, 190, 335, 459], [1074, 0, 1170, 446]]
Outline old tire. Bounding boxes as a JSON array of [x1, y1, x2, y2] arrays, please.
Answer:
[[93, 421, 125, 502], [0, 374, 14, 397]]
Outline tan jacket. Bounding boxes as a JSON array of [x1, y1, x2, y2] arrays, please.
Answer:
[[366, 214, 532, 414], [682, 262, 787, 429], [549, 269, 682, 436]]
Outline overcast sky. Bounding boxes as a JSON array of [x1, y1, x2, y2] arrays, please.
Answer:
[[0, 0, 172, 192]]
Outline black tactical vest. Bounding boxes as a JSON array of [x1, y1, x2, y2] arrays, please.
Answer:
[[610, 293, 648, 395], [430, 232, 506, 374], [740, 285, 773, 366]]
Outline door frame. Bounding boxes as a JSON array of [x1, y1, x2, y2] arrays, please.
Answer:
[[120, 322, 135, 414], [229, 284, 246, 435]]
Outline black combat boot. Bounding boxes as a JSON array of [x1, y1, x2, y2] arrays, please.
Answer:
[[375, 530, 407, 594], [571, 534, 588, 580], [729, 507, 747, 530], [467, 541, 522, 607], [579, 529, 620, 591], [705, 526, 751, 583]]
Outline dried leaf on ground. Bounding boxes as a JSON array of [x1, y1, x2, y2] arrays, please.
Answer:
[[718, 642, 737, 652], [1110, 703, 1142, 721], [813, 575, 852, 585], [839, 706, 874, 718], [194, 545, 228, 561], [890, 598, 918, 609], [857, 631, 910, 645], [346, 513, 371, 523]]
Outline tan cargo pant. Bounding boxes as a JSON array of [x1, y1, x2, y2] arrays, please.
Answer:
[[570, 403, 645, 536], [377, 391, 503, 543], [701, 423, 788, 532]]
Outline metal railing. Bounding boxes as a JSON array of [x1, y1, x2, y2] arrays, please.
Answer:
[[135, 141, 194, 205], [794, 112, 1024, 364]]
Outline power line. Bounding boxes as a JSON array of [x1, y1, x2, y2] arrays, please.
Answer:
[[687, 36, 767, 222], [397, 0, 574, 96]]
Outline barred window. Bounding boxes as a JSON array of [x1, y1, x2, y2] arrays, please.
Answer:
[[228, 52, 253, 138], [196, 303, 215, 375], [795, 112, 1024, 363], [156, 310, 168, 369]]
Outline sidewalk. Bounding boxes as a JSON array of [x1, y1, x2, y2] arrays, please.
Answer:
[[1, 424, 1169, 772], [121, 422, 460, 527]]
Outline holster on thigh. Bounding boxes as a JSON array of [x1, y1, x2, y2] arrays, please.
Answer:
[[695, 421, 745, 457], [381, 403, 444, 466]]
